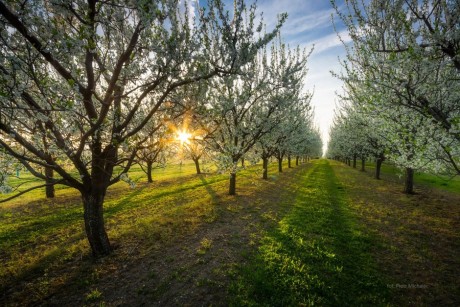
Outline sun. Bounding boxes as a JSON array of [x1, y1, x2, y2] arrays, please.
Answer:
[[177, 130, 191, 144]]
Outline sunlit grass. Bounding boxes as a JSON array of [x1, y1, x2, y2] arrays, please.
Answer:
[[365, 161, 460, 194], [0, 158, 288, 305], [230, 160, 389, 305], [3, 158, 457, 305]]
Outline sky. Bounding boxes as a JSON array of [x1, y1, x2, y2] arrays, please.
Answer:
[[199, 0, 352, 154], [250, 0, 352, 155]]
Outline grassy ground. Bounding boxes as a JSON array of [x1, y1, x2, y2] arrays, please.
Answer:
[[335, 161, 460, 306], [230, 160, 389, 306], [363, 161, 460, 194], [0, 159, 458, 306]]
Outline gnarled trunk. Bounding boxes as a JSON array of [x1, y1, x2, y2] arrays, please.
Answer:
[[262, 157, 268, 180], [82, 191, 112, 257], [295, 156, 299, 166], [404, 167, 414, 194], [278, 157, 283, 173], [288, 155, 292, 168]]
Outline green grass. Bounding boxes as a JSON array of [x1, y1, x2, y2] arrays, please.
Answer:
[[0, 159, 216, 204], [2, 158, 458, 305], [0, 158, 286, 305], [230, 160, 389, 306], [364, 161, 460, 194], [334, 160, 460, 306]]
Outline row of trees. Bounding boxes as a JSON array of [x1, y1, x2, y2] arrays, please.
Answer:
[[328, 0, 459, 193], [0, 0, 321, 257]]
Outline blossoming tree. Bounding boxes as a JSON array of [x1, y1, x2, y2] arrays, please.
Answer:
[[0, 0, 285, 256]]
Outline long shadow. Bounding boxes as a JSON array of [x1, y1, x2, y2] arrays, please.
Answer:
[[231, 160, 389, 306], [198, 174, 221, 205], [0, 174, 227, 302], [104, 174, 228, 217]]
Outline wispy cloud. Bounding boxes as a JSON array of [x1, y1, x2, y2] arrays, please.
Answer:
[[281, 9, 335, 36], [215, 0, 352, 148], [311, 29, 351, 54]]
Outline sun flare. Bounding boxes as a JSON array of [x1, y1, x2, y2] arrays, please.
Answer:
[[177, 131, 191, 144]]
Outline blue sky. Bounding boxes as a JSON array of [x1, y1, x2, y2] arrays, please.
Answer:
[[198, 0, 351, 153]]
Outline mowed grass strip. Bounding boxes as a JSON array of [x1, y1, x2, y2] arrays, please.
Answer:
[[230, 159, 389, 306]]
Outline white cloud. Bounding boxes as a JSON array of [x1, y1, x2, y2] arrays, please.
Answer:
[[281, 9, 335, 36], [310, 29, 351, 54]]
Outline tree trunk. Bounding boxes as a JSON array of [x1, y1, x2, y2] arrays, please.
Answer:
[[82, 192, 112, 257], [375, 156, 384, 180], [241, 158, 245, 168], [193, 158, 201, 174], [229, 172, 236, 195], [347, 159, 351, 166], [288, 155, 292, 168], [360, 157, 365, 171], [295, 156, 299, 166], [147, 161, 153, 183], [262, 157, 268, 180], [404, 167, 415, 194], [45, 165, 55, 198], [353, 154, 357, 168], [278, 157, 283, 173]]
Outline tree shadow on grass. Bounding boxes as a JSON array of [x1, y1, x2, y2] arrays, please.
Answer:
[[230, 160, 390, 306], [198, 175, 221, 205]]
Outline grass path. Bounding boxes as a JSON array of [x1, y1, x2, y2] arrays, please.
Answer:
[[231, 159, 389, 306]]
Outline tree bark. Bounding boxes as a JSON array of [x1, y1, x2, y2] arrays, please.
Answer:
[[229, 172, 236, 195], [360, 157, 365, 171], [278, 157, 283, 173], [82, 191, 112, 257], [262, 157, 268, 180], [45, 165, 55, 198], [241, 158, 245, 168], [375, 156, 384, 180], [147, 161, 153, 183], [288, 155, 292, 168], [295, 156, 299, 166], [193, 157, 201, 174], [353, 154, 357, 168], [404, 167, 415, 194]]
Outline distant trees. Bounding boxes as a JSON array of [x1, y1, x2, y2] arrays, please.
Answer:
[[136, 135, 166, 184], [0, 0, 287, 256], [330, 0, 460, 193], [203, 38, 313, 195]]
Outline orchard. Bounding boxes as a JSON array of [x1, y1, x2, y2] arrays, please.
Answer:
[[0, 0, 458, 305]]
